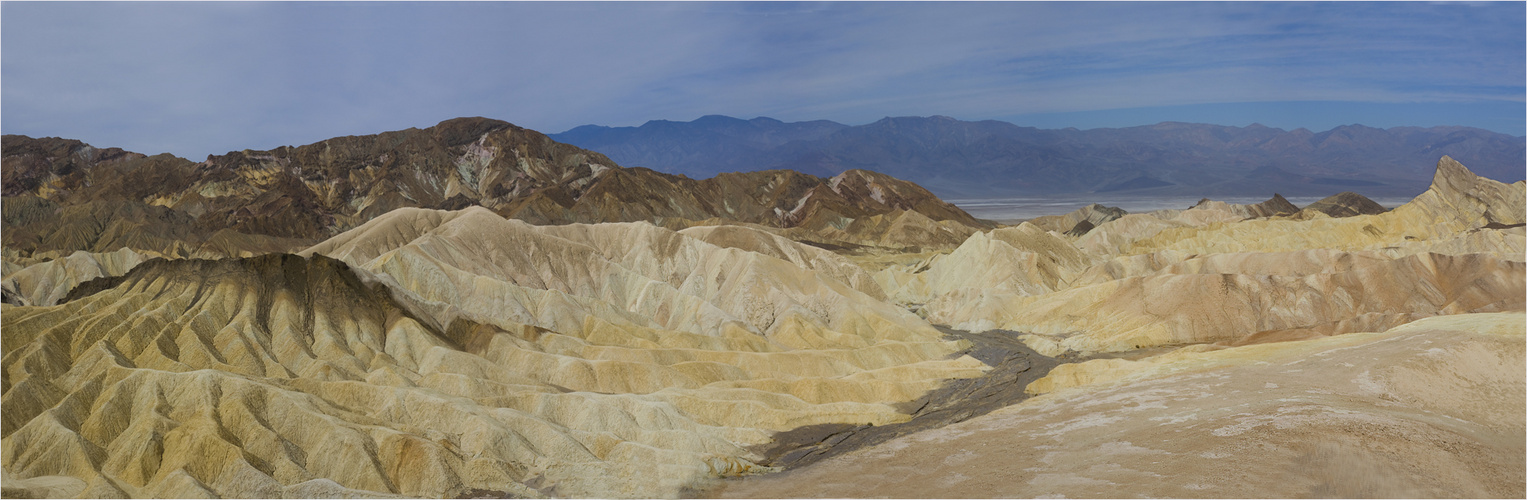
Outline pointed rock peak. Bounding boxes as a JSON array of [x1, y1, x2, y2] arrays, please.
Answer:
[[1255, 193, 1300, 216], [1432, 155, 1478, 191], [1302, 191, 1388, 218], [1423, 155, 1526, 226]]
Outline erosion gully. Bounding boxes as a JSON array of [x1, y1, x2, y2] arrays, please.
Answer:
[[687, 325, 1183, 498], [733, 326, 1070, 475]]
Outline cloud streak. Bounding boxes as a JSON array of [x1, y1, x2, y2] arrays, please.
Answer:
[[3, 1, 1522, 158]]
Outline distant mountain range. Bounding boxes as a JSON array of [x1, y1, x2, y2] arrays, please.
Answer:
[[552, 115, 1526, 198]]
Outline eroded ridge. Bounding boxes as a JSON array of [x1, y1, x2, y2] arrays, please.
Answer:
[[2, 213, 990, 498]]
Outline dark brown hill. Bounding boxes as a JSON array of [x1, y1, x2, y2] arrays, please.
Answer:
[[1300, 191, 1391, 218], [2, 118, 985, 258]]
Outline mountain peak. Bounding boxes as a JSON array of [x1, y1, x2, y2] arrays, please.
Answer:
[[431, 117, 517, 145], [1421, 155, 1525, 227], [694, 114, 746, 124], [1432, 155, 1480, 195]]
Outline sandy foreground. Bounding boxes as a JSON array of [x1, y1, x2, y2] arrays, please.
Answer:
[[709, 313, 1526, 498]]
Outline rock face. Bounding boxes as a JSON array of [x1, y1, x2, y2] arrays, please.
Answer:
[[2, 208, 986, 498], [1, 119, 987, 260], [1027, 203, 1126, 234]]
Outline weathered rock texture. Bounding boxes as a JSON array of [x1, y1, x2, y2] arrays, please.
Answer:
[[1, 248, 147, 307], [714, 313, 1526, 498], [1298, 191, 1389, 219], [880, 157, 1526, 355], [1, 119, 987, 261], [1, 209, 986, 498], [1026, 203, 1126, 235]]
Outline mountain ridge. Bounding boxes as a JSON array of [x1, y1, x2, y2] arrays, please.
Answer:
[[1, 117, 987, 259], [550, 115, 1526, 198]]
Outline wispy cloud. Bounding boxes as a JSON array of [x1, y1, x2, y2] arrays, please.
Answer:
[[3, 2, 1522, 158]]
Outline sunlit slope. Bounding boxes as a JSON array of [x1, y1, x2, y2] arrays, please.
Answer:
[[0, 204, 991, 498], [1121, 156, 1523, 255], [1, 248, 147, 307], [933, 249, 1522, 353], [886, 156, 1525, 354], [718, 312, 1525, 498], [677, 224, 887, 300], [2, 226, 987, 498]]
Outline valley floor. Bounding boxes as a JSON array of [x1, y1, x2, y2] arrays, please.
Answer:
[[712, 313, 1526, 498]]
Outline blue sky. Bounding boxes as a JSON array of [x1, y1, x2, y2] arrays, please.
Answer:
[[3, 2, 1523, 159]]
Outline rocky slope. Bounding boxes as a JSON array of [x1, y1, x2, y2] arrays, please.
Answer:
[[1, 119, 987, 261], [878, 156, 1525, 355], [1297, 191, 1390, 218], [715, 313, 1525, 498], [1, 207, 988, 498], [552, 115, 1526, 197]]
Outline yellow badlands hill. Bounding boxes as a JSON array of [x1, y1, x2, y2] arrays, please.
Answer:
[[884, 157, 1525, 355], [2, 209, 984, 498]]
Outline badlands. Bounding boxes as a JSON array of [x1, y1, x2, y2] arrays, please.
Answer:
[[2, 116, 1523, 499]]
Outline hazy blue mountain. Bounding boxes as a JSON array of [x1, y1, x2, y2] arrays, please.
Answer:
[[552, 116, 1525, 198], [552, 115, 848, 179]]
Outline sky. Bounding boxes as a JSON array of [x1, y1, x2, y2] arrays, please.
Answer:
[[3, 1, 1523, 159]]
